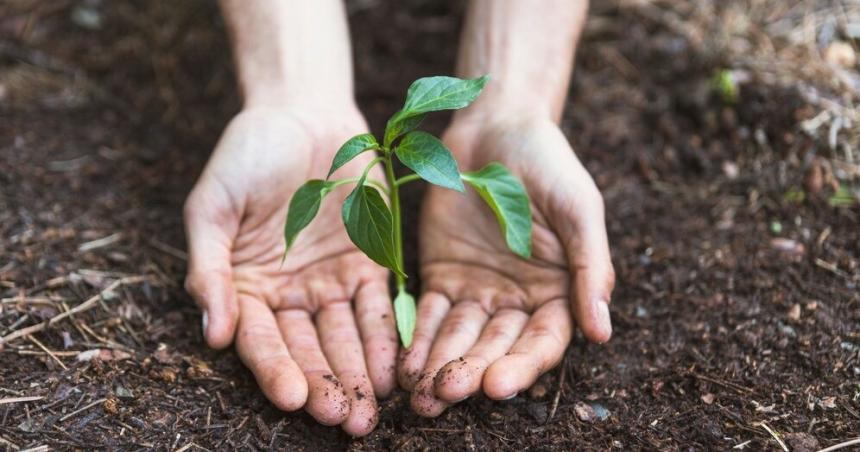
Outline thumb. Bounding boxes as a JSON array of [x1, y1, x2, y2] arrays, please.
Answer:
[[551, 175, 616, 344], [183, 191, 240, 349]]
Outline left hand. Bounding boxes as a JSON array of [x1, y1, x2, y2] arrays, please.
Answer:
[[398, 113, 616, 417]]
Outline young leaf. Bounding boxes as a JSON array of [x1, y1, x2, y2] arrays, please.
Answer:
[[393, 289, 416, 347], [284, 179, 336, 251], [327, 133, 378, 179], [403, 75, 489, 115], [383, 75, 488, 147], [395, 131, 464, 192], [342, 184, 405, 277], [461, 163, 532, 258], [383, 111, 425, 148]]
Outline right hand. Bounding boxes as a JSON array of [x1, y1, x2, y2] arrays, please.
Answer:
[[183, 105, 397, 436]]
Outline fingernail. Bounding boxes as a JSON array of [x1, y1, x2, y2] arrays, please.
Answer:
[[201, 310, 209, 337], [596, 301, 612, 342], [501, 392, 518, 400]]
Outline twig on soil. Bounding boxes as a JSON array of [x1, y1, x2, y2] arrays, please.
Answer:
[[58, 398, 107, 422], [732, 440, 752, 449], [0, 276, 146, 346], [0, 395, 43, 405], [174, 442, 201, 452], [28, 335, 68, 370], [757, 422, 788, 452], [816, 437, 860, 452], [546, 355, 568, 424], [0, 435, 19, 449], [688, 372, 755, 395], [18, 445, 48, 452], [14, 349, 81, 357], [416, 428, 464, 433], [814, 258, 849, 278], [78, 232, 123, 252], [148, 238, 188, 261]]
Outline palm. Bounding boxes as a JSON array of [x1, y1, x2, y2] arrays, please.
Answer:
[[401, 117, 615, 417], [184, 107, 396, 436], [420, 124, 571, 315], [217, 112, 384, 310]]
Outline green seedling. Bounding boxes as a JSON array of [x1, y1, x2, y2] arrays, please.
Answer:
[[282, 75, 533, 347]]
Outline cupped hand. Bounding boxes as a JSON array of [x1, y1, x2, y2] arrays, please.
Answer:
[[183, 106, 397, 436], [399, 114, 616, 417]]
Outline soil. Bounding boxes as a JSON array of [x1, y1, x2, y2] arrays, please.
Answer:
[[1, 1, 858, 450]]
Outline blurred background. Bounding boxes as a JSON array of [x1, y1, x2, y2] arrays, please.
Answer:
[[1, 1, 858, 450]]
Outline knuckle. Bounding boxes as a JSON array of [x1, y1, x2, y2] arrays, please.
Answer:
[[482, 324, 515, 342], [239, 322, 280, 344], [438, 318, 474, 337], [522, 325, 566, 350]]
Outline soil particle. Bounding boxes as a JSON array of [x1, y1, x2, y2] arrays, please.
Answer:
[[103, 397, 119, 415], [784, 432, 820, 452], [321, 373, 342, 388]]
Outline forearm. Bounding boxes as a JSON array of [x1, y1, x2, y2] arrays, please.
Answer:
[[219, 0, 354, 109], [454, 0, 588, 123]]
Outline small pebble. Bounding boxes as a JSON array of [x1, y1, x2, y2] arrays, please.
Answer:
[[787, 303, 801, 322], [824, 41, 856, 68], [574, 402, 596, 422], [528, 382, 548, 399]]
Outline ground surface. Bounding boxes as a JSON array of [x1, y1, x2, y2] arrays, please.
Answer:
[[1, 1, 859, 450]]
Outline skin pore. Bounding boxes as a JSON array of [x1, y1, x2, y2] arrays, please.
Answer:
[[184, 0, 613, 436]]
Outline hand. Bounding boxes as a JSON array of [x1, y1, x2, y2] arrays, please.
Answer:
[[183, 106, 397, 436], [399, 114, 615, 417]]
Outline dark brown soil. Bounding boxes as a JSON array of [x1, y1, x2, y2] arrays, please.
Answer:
[[1, 1, 858, 450]]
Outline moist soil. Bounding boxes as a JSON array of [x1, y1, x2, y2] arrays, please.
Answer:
[[1, 1, 858, 450]]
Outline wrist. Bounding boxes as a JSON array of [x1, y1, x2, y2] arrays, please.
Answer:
[[444, 107, 555, 166], [447, 99, 552, 146], [240, 78, 357, 112], [451, 93, 554, 132]]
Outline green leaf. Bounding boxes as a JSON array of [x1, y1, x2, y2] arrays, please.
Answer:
[[383, 75, 488, 147], [395, 131, 464, 192], [461, 163, 532, 258], [383, 111, 425, 148], [284, 179, 336, 251], [393, 289, 416, 348], [342, 184, 405, 276], [327, 133, 378, 179], [403, 75, 489, 115]]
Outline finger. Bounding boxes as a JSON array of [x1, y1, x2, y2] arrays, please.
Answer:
[[183, 192, 239, 349], [397, 292, 450, 390], [354, 281, 398, 398], [433, 308, 529, 403], [411, 301, 488, 418], [317, 302, 378, 437], [563, 186, 615, 343], [277, 309, 349, 426], [483, 298, 572, 400], [234, 295, 307, 411]]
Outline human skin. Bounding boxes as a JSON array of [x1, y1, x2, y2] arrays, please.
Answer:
[[183, 0, 397, 436], [398, 0, 616, 417], [184, 0, 613, 434]]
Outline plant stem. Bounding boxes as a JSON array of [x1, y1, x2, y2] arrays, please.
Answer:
[[331, 176, 388, 194], [394, 173, 421, 187], [383, 152, 406, 290]]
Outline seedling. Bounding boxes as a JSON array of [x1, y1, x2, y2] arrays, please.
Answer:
[[283, 75, 533, 347]]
